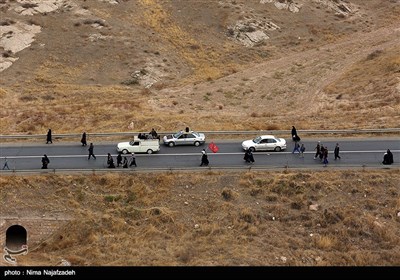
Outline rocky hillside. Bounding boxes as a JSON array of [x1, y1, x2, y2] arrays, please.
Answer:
[[0, 0, 399, 133]]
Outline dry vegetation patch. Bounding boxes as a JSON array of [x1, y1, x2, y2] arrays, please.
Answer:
[[1, 169, 399, 266]]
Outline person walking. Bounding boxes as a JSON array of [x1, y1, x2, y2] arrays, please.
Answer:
[[299, 143, 306, 158], [200, 149, 209, 166], [2, 157, 10, 170], [292, 141, 301, 154], [122, 156, 128, 168], [244, 149, 255, 164], [334, 143, 341, 160], [46, 129, 52, 144], [319, 145, 325, 162], [41, 154, 50, 169], [129, 152, 137, 167], [88, 143, 96, 159], [314, 141, 321, 160], [81, 132, 87, 146], [107, 153, 115, 168], [291, 126, 299, 141], [116, 153, 123, 167], [323, 148, 329, 167]]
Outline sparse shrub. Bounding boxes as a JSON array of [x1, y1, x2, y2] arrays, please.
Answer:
[[121, 78, 139, 85], [126, 190, 136, 203], [265, 195, 278, 202], [322, 209, 343, 225], [250, 112, 258, 118], [172, 101, 178, 106], [364, 199, 378, 210], [176, 246, 194, 263], [2, 50, 13, 58], [19, 95, 37, 102], [272, 71, 284, 79], [366, 50, 383, 60], [266, 124, 279, 130], [387, 187, 397, 196], [150, 208, 161, 215], [189, 44, 200, 50], [21, 3, 38, 9], [104, 195, 121, 202], [27, 19, 39, 25], [227, 28, 235, 36], [315, 235, 336, 250], [99, 177, 108, 186], [240, 208, 255, 223], [221, 188, 233, 200], [249, 188, 263, 197], [104, 195, 114, 202], [74, 22, 81, 27], [41, 94, 55, 101], [290, 201, 303, 210], [336, 94, 342, 100], [0, 19, 15, 26], [83, 19, 106, 27]]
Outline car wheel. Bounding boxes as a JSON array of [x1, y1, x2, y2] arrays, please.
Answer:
[[122, 149, 128, 154], [274, 147, 281, 152], [168, 142, 175, 147], [194, 141, 200, 147], [147, 149, 153, 154], [249, 147, 255, 152]]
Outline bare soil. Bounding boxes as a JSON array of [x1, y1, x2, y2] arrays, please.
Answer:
[[0, 0, 399, 267], [0, 0, 399, 134], [1, 170, 399, 266]]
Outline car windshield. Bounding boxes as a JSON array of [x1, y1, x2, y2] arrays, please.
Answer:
[[173, 132, 182, 138], [253, 136, 262, 143]]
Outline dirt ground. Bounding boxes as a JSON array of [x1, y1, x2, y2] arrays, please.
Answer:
[[0, 0, 399, 134], [0, 0, 400, 267], [1, 170, 400, 266]]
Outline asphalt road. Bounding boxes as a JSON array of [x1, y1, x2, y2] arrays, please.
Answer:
[[0, 138, 399, 171]]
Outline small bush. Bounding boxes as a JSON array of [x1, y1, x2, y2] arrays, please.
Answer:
[[221, 188, 233, 200], [121, 77, 139, 85], [22, 3, 38, 9], [290, 201, 303, 210], [0, 19, 15, 26], [366, 50, 383, 60]]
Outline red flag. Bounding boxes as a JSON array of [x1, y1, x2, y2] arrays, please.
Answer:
[[208, 142, 219, 153]]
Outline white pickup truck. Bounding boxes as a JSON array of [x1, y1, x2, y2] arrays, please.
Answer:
[[117, 137, 160, 154]]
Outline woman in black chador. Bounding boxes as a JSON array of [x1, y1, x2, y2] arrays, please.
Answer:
[[382, 149, 394, 165], [244, 149, 255, 164], [46, 129, 52, 144], [291, 126, 300, 142], [200, 150, 209, 166], [41, 154, 50, 169], [81, 132, 87, 146]]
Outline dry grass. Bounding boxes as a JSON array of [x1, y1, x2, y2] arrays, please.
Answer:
[[1, 1, 399, 134], [1, 169, 399, 266]]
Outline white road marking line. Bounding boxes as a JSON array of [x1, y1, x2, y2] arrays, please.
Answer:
[[1, 150, 399, 159]]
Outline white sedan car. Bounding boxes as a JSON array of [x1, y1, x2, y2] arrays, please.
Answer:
[[242, 135, 287, 152], [163, 131, 206, 147]]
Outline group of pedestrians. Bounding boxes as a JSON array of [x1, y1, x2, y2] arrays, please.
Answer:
[[111, 152, 137, 168], [39, 131, 138, 169], [1, 128, 396, 170]]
